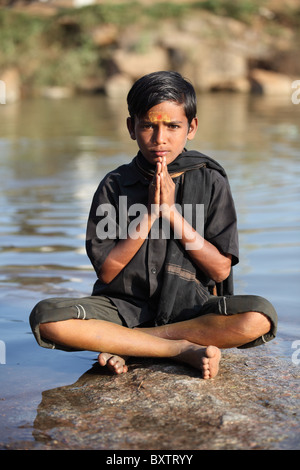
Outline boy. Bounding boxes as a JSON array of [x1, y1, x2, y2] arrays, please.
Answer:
[[30, 71, 277, 379]]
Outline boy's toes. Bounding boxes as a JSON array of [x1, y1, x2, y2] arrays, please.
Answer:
[[98, 352, 128, 374]]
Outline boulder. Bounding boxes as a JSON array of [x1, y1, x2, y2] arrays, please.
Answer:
[[111, 47, 169, 81], [249, 68, 293, 95], [181, 46, 248, 92], [8, 347, 298, 450], [90, 24, 119, 47], [156, 19, 250, 92], [104, 74, 133, 99]]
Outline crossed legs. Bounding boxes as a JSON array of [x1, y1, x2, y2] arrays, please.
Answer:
[[39, 310, 271, 379]]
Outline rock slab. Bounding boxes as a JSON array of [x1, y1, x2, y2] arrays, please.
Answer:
[[8, 347, 299, 450]]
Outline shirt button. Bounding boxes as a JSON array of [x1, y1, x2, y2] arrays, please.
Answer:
[[151, 267, 157, 274]]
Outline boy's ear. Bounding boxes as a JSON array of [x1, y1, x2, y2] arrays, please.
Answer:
[[127, 117, 136, 140], [187, 117, 198, 141]]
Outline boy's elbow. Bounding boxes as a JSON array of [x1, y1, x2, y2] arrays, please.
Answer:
[[213, 268, 230, 284], [212, 256, 232, 283], [98, 261, 122, 285]]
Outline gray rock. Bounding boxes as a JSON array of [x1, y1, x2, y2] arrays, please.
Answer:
[[19, 347, 300, 450]]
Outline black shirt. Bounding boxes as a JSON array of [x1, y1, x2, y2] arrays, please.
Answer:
[[86, 153, 239, 327]]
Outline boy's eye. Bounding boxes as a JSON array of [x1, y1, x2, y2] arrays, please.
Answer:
[[140, 123, 153, 129], [140, 122, 180, 129]]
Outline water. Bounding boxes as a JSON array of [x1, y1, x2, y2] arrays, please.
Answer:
[[0, 93, 299, 446]]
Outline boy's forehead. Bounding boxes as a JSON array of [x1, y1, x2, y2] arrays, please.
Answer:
[[140, 102, 187, 123], [148, 111, 171, 123]]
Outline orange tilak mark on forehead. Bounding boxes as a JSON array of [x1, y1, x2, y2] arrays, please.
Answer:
[[148, 111, 171, 123]]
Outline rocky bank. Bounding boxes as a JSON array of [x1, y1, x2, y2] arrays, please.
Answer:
[[1, 0, 300, 102], [3, 344, 299, 450]]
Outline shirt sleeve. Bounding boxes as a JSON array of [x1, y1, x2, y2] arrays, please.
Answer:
[[204, 170, 239, 266], [85, 174, 120, 275]]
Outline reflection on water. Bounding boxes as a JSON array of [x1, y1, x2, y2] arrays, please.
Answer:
[[0, 93, 299, 446]]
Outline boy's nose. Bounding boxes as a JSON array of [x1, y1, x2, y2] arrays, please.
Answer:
[[153, 126, 166, 144]]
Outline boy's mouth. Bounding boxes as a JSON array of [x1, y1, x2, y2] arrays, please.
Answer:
[[151, 149, 169, 157]]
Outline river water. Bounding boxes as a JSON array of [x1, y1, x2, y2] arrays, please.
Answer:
[[0, 93, 299, 447]]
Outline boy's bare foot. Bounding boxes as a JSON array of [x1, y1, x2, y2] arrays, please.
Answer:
[[176, 343, 221, 379], [98, 352, 128, 374], [98, 344, 220, 379]]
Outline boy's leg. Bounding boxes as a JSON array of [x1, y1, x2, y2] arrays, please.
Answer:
[[31, 294, 277, 378], [138, 295, 277, 350], [138, 311, 270, 348], [39, 319, 221, 379], [30, 296, 129, 374], [96, 296, 276, 374]]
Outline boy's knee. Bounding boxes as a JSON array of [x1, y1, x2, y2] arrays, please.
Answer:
[[224, 294, 277, 340], [39, 321, 57, 339], [240, 311, 271, 337], [29, 298, 58, 326], [244, 294, 278, 337], [234, 296, 278, 349], [29, 298, 71, 350]]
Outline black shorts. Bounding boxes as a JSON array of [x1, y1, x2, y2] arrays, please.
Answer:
[[29, 294, 277, 351]]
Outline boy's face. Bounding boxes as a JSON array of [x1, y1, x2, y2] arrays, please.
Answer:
[[127, 101, 198, 165]]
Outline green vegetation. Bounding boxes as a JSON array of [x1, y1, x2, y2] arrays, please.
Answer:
[[0, 7, 100, 87], [54, 2, 141, 27], [0, 1, 299, 89], [0, 9, 46, 62], [198, 0, 261, 22]]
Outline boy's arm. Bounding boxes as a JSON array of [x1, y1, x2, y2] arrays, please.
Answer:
[[98, 211, 153, 284], [98, 162, 162, 284], [167, 209, 232, 283], [159, 159, 232, 283]]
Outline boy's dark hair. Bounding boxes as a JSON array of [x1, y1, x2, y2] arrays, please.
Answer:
[[127, 71, 197, 125]]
